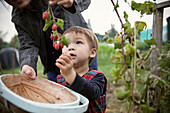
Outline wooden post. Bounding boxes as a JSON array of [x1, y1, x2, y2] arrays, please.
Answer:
[[150, 1, 170, 111], [150, 7, 163, 112], [150, 8, 163, 74], [167, 17, 170, 41]]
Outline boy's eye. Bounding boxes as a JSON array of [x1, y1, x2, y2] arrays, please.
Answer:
[[76, 41, 82, 44]]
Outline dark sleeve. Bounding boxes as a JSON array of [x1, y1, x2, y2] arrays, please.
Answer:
[[62, 0, 91, 14], [69, 72, 106, 101], [15, 25, 39, 73]]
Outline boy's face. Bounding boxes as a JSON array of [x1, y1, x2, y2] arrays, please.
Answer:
[[5, 0, 32, 8], [63, 32, 96, 66]]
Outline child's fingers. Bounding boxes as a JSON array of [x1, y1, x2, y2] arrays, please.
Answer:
[[55, 62, 63, 69], [56, 58, 67, 66], [59, 53, 72, 63]]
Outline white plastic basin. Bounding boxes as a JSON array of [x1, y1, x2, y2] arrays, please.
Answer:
[[0, 74, 89, 113]]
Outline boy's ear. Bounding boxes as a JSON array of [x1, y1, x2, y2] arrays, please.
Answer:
[[89, 48, 97, 58]]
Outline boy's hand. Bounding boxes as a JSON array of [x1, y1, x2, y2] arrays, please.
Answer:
[[56, 53, 76, 84], [50, 0, 74, 8], [21, 65, 36, 80]]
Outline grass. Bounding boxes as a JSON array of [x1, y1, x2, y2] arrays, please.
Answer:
[[0, 57, 47, 79]]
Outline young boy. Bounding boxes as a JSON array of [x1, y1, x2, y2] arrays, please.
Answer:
[[55, 26, 107, 113]]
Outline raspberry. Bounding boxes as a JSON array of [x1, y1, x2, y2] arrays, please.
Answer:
[[54, 35, 58, 40], [55, 43, 60, 50], [50, 35, 54, 40], [60, 43, 64, 49], [52, 24, 58, 31], [53, 42, 56, 48], [43, 12, 49, 20]]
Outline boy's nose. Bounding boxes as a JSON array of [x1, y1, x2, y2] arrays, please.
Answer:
[[68, 47, 75, 51], [68, 44, 75, 51]]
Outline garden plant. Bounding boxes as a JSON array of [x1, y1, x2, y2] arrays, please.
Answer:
[[105, 0, 170, 113]]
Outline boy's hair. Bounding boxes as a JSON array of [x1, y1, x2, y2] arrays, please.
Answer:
[[63, 26, 98, 64]]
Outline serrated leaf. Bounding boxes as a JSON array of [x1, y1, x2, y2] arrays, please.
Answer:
[[56, 19, 64, 30], [144, 38, 157, 46], [131, 1, 143, 12], [61, 36, 69, 47], [135, 21, 147, 31], [43, 20, 53, 31]]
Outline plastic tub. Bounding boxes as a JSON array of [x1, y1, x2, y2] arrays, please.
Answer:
[[0, 74, 89, 113]]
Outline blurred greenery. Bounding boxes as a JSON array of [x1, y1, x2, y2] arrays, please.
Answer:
[[1, 42, 115, 80], [0, 41, 152, 79], [0, 57, 47, 79]]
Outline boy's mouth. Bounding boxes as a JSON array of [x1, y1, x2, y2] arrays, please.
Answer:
[[13, 0, 22, 3], [69, 53, 76, 58]]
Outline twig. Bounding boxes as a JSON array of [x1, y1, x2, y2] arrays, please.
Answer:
[[149, 74, 170, 88], [0, 63, 3, 74], [111, 0, 124, 28], [12, 36, 16, 74], [111, 0, 134, 111]]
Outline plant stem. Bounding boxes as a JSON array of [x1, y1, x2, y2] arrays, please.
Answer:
[[111, 0, 134, 112], [111, 0, 124, 28]]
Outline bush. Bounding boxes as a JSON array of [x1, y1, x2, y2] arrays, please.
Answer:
[[136, 39, 150, 51]]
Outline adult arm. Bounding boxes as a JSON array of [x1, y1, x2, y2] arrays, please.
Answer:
[[15, 25, 39, 76]]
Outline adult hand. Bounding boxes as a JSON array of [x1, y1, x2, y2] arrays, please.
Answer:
[[56, 53, 76, 84], [21, 65, 36, 79], [50, 0, 74, 8]]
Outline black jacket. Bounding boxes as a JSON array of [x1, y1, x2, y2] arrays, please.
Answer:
[[11, 0, 90, 74]]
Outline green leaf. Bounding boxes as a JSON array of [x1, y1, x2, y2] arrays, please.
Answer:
[[43, 20, 53, 31], [131, 1, 143, 12], [144, 38, 157, 46], [114, 41, 122, 49], [135, 21, 147, 31], [61, 36, 69, 47], [106, 38, 114, 44], [123, 21, 133, 34], [46, 11, 51, 22], [56, 19, 64, 30], [131, 1, 156, 16], [124, 11, 128, 22], [111, 66, 123, 83], [115, 0, 119, 9], [140, 103, 156, 113], [116, 90, 131, 100], [111, 52, 124, 64], [52, 30, 58, 36], [125, 43, 135, 57]]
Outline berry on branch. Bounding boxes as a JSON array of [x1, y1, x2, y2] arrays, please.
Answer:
[[50, 35, 54, 40], [43, 12, 49, 20], [60, 43, 64, 49], [52, 24, 58, 31], [54, 35, 58, 40]]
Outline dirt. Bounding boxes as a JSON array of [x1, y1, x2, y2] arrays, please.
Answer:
[[106, 79, 128, 113]]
